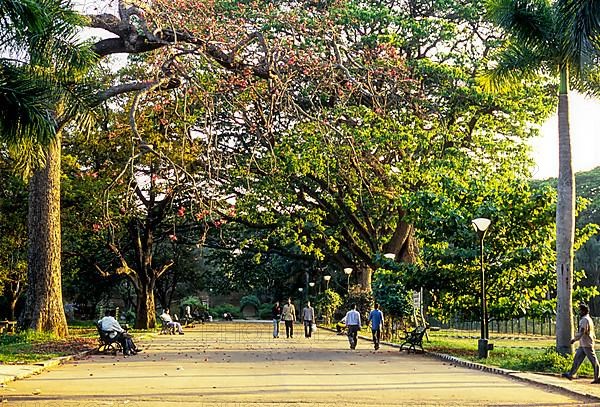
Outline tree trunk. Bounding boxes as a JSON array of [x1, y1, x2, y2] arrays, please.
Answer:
[[135, 278, 157, 329], [555, 67, 574, 355], [21, 137, 68, 337], [8, 281, 21, 321], [358, 267, 372, 291]]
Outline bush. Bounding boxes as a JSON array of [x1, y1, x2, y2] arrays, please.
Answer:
[[338, 290, 373, 323], [239, 295, 261, 311], [372, 268, 413, 319], [315, 289, 342, 323], [259, 303, 273, 320], [210, 304, 242, 319]]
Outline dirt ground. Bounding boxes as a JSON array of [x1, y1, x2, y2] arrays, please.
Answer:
[[0, 322, 594, 406]]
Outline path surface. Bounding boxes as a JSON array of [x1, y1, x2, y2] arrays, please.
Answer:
[[0, 322, 594, 406]]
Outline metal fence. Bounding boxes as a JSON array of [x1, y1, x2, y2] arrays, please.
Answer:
[[428, 316, 600, 337]]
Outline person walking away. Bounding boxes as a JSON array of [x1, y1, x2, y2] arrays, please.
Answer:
[[302, 301, 315, 338], [368, 303, 384, 350], [272, 301, 282, 338], [345, 305, 361, 350], [563, 303, 600, 383], [281, 298, 296, 338], [160, 309, 185, 335]]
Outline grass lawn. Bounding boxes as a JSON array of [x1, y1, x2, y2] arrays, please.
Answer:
[[400, 328, 595, 378]]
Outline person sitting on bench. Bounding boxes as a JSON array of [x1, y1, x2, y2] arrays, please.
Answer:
[[98, 310, 141, 355], [336, 316, 347, 335], [160, 309, 184, 335]]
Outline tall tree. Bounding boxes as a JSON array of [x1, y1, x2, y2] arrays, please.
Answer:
[[1, 0, 95, 336], [483, 0, 600, 354]]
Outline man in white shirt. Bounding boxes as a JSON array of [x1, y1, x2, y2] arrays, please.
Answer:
[[160, 309, 184, 334], [98, 310, 140, 355], [563, 303, 600, 383], [301, 301, 315, 338], [345, 305, 361, 350]]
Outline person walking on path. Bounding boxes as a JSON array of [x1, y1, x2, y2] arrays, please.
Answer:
[[281, 298, 296, 338], [563, 303, 600, 383], [345, 304, 361, 350], [368, 303, 384, 350], [272, 301, 282, 338], [302, 301, 315, 338]]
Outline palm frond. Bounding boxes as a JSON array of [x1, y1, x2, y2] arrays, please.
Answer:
[[478, 40, 548, 91], [0, 62, 57, 146], [557, 0, 600, 76], [486, 0, 556, 50]]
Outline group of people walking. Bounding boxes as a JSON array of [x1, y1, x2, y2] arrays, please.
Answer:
[[270, 298, 385, 350], [271, 298, 316, 339]]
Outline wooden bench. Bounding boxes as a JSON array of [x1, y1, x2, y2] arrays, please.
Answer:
[[0, 320, 17, 334], [399, 326, 428, 353]]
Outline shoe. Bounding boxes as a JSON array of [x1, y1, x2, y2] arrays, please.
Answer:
[[374, 345, 379, 350], [134, 348, 142, 353], [179, 332, 184, 335], [562, 373, 573, 380], [591, 379, 600, 384]]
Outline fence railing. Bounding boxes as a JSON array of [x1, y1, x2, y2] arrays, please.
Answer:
[[427, 316, 600, 337]]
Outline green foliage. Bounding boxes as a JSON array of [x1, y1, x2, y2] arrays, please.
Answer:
[[315, 289, 343, 323], [372, 268, 413, 319], [258, 303, 272, 320], [239, 295, 261, 311], [179, 296, 204, 308], [339, 290, 373, 324], [210, 304, 242, 319]]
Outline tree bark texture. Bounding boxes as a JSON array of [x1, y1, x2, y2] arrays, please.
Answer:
[[134, 278, 157, 329], [22, 137, 68, 337], [555, 75, 575, 355]]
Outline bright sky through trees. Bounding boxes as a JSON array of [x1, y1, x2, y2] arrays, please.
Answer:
[[531, 93, 600, 180]]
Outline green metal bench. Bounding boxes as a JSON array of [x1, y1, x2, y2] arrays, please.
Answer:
[[399, 326, 428, 353]]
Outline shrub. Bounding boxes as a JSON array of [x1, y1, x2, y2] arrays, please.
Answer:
[[315, 289, 342, 323], [239, 295, 261, 311], [210, 303, 242, 319], [259, 303, 273, 320], [338, 290, 373, 323]]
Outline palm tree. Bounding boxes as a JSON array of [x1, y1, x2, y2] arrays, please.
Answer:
[[482, 0, 600, 354], [0, 0, 94, 337]]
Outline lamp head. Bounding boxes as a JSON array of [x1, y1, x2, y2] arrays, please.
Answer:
[[343, 267, 353, 275], [471, 218, 491, 233], [383, 253, 396, 260], [309, 282, 315, 287], [323, 275, 331, 281], [298, 287, 303, 292]]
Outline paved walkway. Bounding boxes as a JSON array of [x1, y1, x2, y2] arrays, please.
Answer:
[[0, 322, 598, 406]]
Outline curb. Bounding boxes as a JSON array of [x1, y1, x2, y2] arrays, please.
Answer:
[[426, 351, 600, 402]]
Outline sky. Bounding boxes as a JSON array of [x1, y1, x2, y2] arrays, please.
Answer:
[[530, 92, 600, 180]]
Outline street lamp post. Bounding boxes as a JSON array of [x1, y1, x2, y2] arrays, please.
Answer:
[[298, 287, 304, 311], [472, 217, 492, 358], [343, 267, 353, 293], [324, 275, 331, 290]]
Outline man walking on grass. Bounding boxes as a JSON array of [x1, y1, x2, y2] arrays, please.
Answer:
[[563, 303, 600, 383]]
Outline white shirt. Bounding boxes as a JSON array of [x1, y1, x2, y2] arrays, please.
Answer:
[[161, 312, 173, 323], [345, 309, 361, 326], [98, 316, 124, 338]]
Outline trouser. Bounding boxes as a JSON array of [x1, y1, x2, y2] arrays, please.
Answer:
[[372, 328, 381, 348], [168, 321, 183, 333], [570, 346, 600, 379], [347, 325, 359, 348], [116, 332, 132, 354], [273, 319, 280, 337], [285, 320, 294, 337], [304, 320, 313, 338]]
